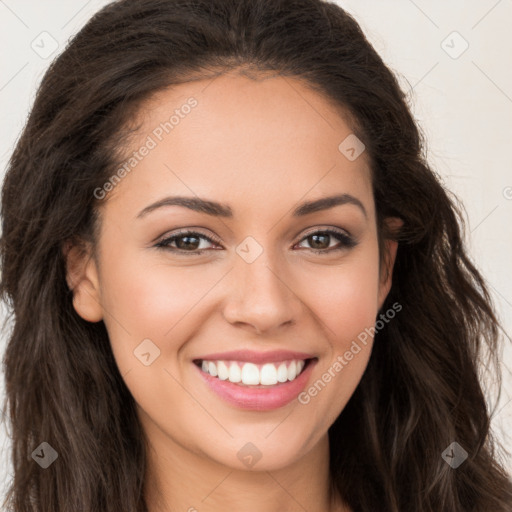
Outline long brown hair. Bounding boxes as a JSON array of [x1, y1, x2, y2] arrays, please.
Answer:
[[1, 0, 511, 510]]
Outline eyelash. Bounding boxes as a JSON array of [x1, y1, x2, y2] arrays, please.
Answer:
[[154, 228, 357, 255]]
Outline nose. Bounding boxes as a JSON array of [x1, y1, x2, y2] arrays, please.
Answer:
[[222, 249, 303, 335]]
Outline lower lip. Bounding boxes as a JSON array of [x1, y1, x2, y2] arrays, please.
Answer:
[[194, 359, 317, 411]]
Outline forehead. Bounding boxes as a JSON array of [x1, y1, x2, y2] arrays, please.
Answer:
[[102, 71, 374, 222]]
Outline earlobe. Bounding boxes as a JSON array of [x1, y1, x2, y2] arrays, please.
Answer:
[[62, 240, 103, 323]]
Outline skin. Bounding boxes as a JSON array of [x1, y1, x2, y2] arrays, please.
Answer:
[[65, 70, 400, 512]]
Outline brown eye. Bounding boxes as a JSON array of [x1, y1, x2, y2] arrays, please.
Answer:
[[307, 233, 331, 250], [296, 229, 357, 254], [174, 234, 201, 251], [155, 231, 220, 254]]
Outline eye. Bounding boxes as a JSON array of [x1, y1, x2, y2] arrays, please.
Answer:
[[295, 228, 357, 254], [155, 230, 221, 255], [154, 227, 357, 256]]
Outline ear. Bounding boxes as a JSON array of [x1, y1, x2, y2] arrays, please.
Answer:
[[377, 217, 403, 311], [62, 239, 103, 323]]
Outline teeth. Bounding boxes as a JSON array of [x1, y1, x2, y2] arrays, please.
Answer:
[[241, 363, 259, 385], [287, 360, 297, 381], [277, 362, 288, 383], [199, 359, 308, 386], [217, 361, 229, 380], [228, 362, 242, 383], [260, 363, 278, 385], [208, 361, 217, 377]]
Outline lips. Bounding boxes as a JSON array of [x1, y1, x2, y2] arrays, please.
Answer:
[[192, 349, 318, 410]]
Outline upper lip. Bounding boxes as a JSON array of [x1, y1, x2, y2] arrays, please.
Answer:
[[193, 349, 316, 364]]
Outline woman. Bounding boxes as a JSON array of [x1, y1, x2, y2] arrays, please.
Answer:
[[1, 0, 511, 510]]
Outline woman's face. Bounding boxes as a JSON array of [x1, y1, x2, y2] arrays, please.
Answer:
[[67, 71, 398, 472]]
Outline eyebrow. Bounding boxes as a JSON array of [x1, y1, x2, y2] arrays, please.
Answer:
[[136, 193, 367, 219]]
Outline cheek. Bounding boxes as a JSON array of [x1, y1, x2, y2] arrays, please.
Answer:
[[98, 254, 212, 370], [98, 257, 213, 415], [304, 253, 381, 345], [292, 252, 382, 431]]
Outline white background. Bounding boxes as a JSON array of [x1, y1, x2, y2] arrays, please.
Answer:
[[1, 0, 511, 501]]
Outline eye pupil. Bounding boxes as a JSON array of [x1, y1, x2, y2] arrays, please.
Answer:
[[309, 233, 329, 250], [176, 235, 200, 250]]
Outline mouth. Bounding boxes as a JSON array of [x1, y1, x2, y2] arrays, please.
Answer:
[[192, 356, 318, 410], [192, 357, 315, 387]]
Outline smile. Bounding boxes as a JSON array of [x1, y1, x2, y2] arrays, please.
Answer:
[[194, 358, 309, 386], [193, 357, 318, 411]]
